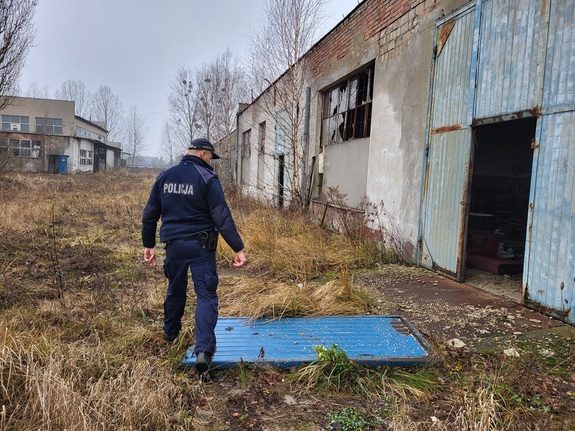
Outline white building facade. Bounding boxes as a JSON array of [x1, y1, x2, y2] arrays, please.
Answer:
[[0, 96, 122, 174]]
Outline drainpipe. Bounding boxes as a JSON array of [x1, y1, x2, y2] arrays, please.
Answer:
[[235, 113, 239, 186], [301, 87, 311, 205]]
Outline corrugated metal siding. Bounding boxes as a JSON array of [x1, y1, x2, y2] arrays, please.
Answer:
[[475, 0, 544, 118], [526, 112, 575, 322], [525, 0, 575, 323], [543, 0, 575, 108], [431, 10, 475, 129], [421, 130, 471, 274], [420, 10, 475, 276]]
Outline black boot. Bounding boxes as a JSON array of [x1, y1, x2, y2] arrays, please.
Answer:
[[195, 351, 213, 375], [163, 332, 177, 343]]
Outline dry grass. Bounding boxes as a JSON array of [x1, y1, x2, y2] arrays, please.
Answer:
[[0, 171, 385, 430], [0, 331, 195, 430], [0, 172, 573, 431], [218, 272, 372, 320], [217, 206, 375, 282]]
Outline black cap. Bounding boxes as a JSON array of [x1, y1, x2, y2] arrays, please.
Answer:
[[188, 137, 220, 159]]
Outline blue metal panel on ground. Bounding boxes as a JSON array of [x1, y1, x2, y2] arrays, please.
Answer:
[[182, 316, 432, 369]]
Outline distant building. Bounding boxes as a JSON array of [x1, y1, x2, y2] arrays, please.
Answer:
[[0, 96, 123, 174]]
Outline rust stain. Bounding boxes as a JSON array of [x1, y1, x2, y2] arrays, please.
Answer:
[[437, 20, 456, 57], [432, 124, 464, 134], [524, 299, 572, 321], [390, 320, 411, 335], [472, 107, 542, 127], [527, 106, 542, 116]]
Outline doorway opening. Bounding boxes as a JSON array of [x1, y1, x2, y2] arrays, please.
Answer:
[[277, 154, 285, 208], [465, 117, 536, 285]]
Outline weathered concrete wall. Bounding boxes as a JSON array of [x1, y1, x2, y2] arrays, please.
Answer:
[[304, 0, 470, 256], [2, 97, 75, 135], [236, 0, 471, 256], [320, 137, 369, 206], [364, 0, 469, 257], [236, 96, 278, 202]]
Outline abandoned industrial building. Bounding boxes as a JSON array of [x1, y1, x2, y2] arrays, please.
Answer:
[[0, 96, 122, 174], [234, 0, 575, 323]]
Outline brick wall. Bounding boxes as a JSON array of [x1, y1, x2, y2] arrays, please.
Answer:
[[307, 0, 442, 76]]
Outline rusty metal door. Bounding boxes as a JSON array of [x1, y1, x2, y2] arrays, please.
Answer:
[[419, 5, 477, 280], [523, 0, 575, 323]]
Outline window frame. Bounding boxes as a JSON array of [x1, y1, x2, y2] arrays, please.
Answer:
[[322, 64, 375, 145], [2, 115, 30, 132], [36, 117, 63, 134], [80, 149, 93, 166], [0, 137, 41, 157], [241, 129, 251, 160]]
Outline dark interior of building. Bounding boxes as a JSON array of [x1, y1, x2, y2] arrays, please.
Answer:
[[466, 117, 536, 276]]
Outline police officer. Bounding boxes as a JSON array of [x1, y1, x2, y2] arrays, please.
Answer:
[[141, 137, 246, 375]]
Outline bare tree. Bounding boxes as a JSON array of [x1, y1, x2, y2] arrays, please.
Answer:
[[23, 80, 50, 98], [0, 0, 37, 111], [248, 0, 326, 94], [168, 53, 248, 158], [247, 0, 327, 208], [167, 67, 201, 149], [196, 49, 249, 144], [159, 120, 182, 167], [124, 105, 147, 167], [54, 79, 91, 118], [90, 85, 124, 141]]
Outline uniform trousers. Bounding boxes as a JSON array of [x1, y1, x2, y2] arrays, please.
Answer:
[[163, 238, 219, 355]]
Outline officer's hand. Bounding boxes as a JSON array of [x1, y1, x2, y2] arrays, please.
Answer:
[[233, 250, 246, 269], [143, 247, 157, 267]]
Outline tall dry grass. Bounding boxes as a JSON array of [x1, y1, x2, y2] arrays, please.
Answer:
[[0, 331, 195, 430], [217, 205, 380, 282], [0, 171, 387, 430], [1, 172, 572, 430]]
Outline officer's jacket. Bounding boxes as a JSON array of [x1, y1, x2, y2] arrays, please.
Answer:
[[141, 155, 244, 252]]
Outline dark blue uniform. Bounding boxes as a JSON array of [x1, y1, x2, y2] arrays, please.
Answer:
[[142, 155, 244, 355]]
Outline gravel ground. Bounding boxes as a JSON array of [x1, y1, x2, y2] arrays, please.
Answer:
[[354, 265, 570, 351]]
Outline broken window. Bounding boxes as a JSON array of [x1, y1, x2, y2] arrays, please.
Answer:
[[322, 64, 374, 144]]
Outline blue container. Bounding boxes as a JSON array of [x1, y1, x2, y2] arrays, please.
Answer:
[[57, 155, 68, 175]]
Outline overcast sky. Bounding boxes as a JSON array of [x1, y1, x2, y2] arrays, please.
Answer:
[[18, 0, 360, 157]]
